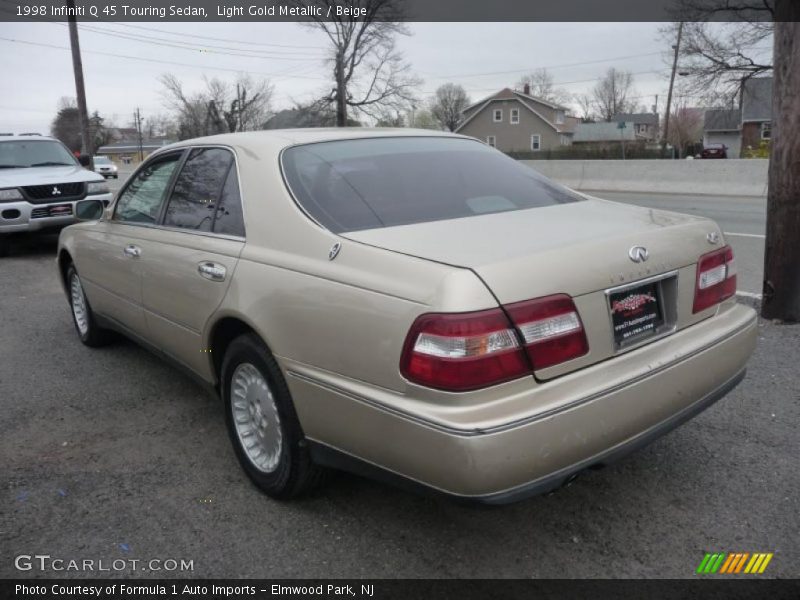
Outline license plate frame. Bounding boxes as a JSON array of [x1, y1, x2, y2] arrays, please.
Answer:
[[605, 271, 678, 352]]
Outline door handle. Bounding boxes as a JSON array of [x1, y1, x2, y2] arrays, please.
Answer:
[[197, 261, 226, 282], [123, 244, 141, 258]]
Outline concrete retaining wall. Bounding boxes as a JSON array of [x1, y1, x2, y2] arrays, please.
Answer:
[[521, 159, 769, 197]]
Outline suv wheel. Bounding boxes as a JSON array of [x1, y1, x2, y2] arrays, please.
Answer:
[[67, 264, 112, 347], [0, 235, 9, 258], [221, 333, 327, 499]]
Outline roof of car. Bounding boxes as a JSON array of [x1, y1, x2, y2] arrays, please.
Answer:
[[161, 128, 461, 153], [0, 134, 57, 141]]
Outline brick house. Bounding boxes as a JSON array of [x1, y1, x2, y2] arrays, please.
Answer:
[[702, 76, 772, 158]]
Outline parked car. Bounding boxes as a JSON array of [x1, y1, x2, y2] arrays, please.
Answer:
[[57, 130, 757, 503], [701, 143, 728, 159], [93, 155, 119, 179], [0, 135, 113, 256]]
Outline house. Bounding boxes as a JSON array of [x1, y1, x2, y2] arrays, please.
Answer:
[[610, 113, 660, 142], [740, 76, 772, 152], [571, 121, 645, 149], [96, 139, 175, 166], [455, 84, 577, 153], [703, 108, 741, 158], [702, 76, 772, 158]]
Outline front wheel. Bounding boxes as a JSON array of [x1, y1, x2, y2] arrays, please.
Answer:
[[67, 264, 113, 347], [221, 333, 327, 499]]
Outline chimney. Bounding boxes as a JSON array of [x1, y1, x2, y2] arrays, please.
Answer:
[[523, 83, 531, 96]]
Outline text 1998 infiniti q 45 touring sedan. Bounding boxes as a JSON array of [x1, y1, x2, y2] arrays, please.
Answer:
[[57, 129, 757, 503]]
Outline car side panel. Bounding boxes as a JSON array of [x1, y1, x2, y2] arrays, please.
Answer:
[[132, 226, 244, 380], [68, 221, 148, 335], [213, 239, 499, 393]]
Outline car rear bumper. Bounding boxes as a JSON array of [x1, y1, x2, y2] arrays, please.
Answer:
[[0, 194, 112, 234], [284, 302, 758, 502]]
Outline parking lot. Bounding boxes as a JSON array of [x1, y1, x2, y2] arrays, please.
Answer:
[[1, 187, 798, 579]]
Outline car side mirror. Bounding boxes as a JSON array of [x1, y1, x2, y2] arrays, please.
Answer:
[[75, 199, 104, 221], [77, 154, 92, 167]]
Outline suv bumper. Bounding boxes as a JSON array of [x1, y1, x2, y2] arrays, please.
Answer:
[[0, 194, 112, 234], [284, 302, 758, 503]]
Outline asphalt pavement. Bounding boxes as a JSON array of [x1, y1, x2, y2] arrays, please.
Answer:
[[1, 187, 796, 580]]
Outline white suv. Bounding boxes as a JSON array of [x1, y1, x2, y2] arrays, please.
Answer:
[[0, 135, 113, 255]]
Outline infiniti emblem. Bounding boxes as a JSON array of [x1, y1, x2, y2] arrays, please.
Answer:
[[51, 187, 61, 196], [628, 246, 649, 263]]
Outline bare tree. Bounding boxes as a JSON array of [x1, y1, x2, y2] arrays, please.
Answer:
[[662, 19, 773, 105], [407, 108, 440, 130], [160, 73, 273, 139], [591, 68, 638, 122], [516, 68, 571, 105], [573, 93, 596, 122], [297, 0, 420, 126], [665, 101, 704, 157], [429, 83, 470, 131]]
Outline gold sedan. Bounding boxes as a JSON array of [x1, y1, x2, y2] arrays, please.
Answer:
[[57, 129, 757, 503]]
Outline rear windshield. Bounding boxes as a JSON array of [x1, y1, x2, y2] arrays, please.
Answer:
[[281, 137, 582, 233]]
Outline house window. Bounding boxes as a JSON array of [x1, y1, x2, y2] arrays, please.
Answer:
[[493, 109, 502, 123], [555, 110, 565, 125], [531, 134, 541, 151], [560, 135, 570, 146], [510, 108, 520, 124], [761, 122, 772, 139], [486, 135, 496, 148]]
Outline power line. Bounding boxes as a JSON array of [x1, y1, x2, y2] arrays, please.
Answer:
[[422, 69, 670, 95], [58, 23, 326, 60], [0, 36, 328, 81], [421, 51, 665, 81], [110, 21, 327, 50]]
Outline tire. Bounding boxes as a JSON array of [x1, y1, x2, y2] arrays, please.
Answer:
[[0, 235, 9, 258], [66, 264, 113, 347], [221, 333, 327, 499]]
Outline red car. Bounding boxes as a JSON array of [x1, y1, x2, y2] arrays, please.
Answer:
[[701, 143, 728, 159]]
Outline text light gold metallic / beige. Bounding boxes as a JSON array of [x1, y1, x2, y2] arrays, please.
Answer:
[[58, 129, 757, 503]]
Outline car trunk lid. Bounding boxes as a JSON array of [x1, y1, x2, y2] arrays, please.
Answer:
[[344, 198, 723, 379]]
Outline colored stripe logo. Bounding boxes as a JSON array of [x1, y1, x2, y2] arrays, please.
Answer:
[[696, 552, 773, 574]]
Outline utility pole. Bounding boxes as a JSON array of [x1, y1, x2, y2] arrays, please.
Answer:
[[133, 108, 144, 163], [66, 0, 92, 160], [762, 8, 800, 321], [661, 22, 684, 159]]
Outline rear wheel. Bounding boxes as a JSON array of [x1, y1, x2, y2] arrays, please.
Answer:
[[0, 235, 9, 258], [221, 333, 327, 499], [67, 264, 113, 347]]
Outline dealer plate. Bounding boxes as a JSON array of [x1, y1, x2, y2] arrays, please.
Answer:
[[609, 281, 664, 347]]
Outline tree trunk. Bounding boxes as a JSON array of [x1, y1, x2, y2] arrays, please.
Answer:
[[762, 10, 800, 321], [335, 52, 347, 127]]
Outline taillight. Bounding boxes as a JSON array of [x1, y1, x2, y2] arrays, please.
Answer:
[[400, 309, 528, 391], [400, 295, 589, 391], [505, 294, 589, 370], [693, 245, 737, 313]]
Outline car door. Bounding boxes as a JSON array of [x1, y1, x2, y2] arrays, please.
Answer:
[[137, 147, 245, 380], [75, 151, 184, 336]]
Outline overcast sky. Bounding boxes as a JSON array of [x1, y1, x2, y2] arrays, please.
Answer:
[[0, 21, 768, 134]]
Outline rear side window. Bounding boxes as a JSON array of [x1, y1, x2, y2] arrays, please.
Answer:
[[281, 137, 582, 234], [164, 148, 235, 233], [213, 167, 245, 237], [115, 153, 181, 224]]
